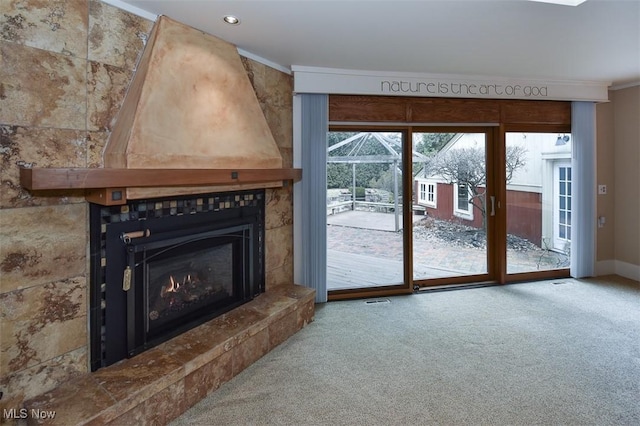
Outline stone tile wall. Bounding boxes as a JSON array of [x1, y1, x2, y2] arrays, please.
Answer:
[[0, 0, 294, 412]]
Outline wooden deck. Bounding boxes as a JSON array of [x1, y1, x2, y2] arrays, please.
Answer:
[[327, 250, 460, 291], [327, 210, 464, 290]]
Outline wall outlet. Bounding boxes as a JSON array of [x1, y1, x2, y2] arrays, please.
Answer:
[[598, 184, 607, 195]]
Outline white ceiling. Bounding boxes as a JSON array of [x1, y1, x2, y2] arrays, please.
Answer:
[[114, 0, 639, 87]]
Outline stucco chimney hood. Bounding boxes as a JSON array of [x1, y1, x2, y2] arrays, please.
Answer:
[[106, 15, 283, 171], [19, 16, 300, 204]]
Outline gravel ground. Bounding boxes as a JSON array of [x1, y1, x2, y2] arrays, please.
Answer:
[[413, 216, 542, 251]]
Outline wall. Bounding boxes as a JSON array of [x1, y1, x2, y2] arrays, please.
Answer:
[[0, 0, 294, 410], [595, 86, 640, 280], [595, 98, 615, 265], [505, 190, 542, 247], [612, 86, 640, 278]]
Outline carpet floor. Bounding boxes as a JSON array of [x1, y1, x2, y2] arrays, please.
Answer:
[[170, 275, 640, 426]]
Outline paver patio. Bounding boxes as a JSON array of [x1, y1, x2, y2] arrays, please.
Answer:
[[327, 211, 569, 290]]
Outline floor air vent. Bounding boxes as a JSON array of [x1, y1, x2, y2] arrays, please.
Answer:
[[365, 299, 391, 304]]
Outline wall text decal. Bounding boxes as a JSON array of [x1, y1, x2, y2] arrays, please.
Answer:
[[380, 80, 548, 98]]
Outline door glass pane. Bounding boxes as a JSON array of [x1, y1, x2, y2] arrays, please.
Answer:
[[326, 131, 404, 290], [505, 132, 571, 274], [412, 132, 488, 281]]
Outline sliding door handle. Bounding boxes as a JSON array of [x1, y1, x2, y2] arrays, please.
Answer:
[[490, 196, 496, 216]]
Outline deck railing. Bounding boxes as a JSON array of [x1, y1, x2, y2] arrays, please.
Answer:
[[328, 201, 429, 215]]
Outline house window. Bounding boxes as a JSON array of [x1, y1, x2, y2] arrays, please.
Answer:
[[419, 182, 437, 208], [553, 163, 572, 251], [427, 184, 435, 203], [457, 183, 469, 210], [454, 183, 473, 219], [558, 168, 571, 240]]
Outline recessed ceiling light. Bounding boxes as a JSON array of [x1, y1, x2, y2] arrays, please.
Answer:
[[223, 15, 240, 25]]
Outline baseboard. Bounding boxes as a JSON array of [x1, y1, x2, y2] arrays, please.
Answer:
[[614, 260, 640, 281], [597, 259, 640, 281], [595, 260, 616, 276]]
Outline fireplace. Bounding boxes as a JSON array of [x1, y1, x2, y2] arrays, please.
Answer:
[[89, 189, 265, 371]]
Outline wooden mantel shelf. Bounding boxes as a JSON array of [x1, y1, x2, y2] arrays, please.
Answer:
[[20, 167, 301, 190]]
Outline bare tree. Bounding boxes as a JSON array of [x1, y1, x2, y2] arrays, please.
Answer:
[[506, 145, 528, 182], [429, 145, 527, 228]]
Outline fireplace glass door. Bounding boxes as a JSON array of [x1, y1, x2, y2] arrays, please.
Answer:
[[140, 227, 249, 342]]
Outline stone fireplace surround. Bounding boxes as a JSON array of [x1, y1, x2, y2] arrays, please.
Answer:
[[14, 186, 315, 425], [14, 184, 315, 425], [0, 1, 312, 423]]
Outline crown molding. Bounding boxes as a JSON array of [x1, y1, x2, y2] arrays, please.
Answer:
[[609, 81, 640, 91], [237, 49, 291, 75], [100, 0, 158, 21]]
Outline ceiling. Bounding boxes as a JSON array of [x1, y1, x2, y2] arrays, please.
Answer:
[[113, 0, 639, 87]]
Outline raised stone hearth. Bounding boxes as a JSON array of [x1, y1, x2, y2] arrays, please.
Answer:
[[23, 285, 314, 425]]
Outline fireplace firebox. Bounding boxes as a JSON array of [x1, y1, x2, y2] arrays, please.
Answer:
[[89, 190, 265, 371]]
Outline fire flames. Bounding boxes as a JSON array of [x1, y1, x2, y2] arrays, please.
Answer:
[[161, 274, 196, 297], [149, 270, 222, 322]]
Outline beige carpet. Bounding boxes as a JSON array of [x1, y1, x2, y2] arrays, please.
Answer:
[[171, 275, 640, 426]]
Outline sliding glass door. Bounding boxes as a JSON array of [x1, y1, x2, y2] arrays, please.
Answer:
[[320, 97, 574, 299], [326, 130, 407, 291], [412, 130, 493, 285], [325, 127, 573, 297], [325, 127, 497, 292]]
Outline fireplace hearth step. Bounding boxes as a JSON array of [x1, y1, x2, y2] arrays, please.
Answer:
[[22, 285, 315, 425]]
